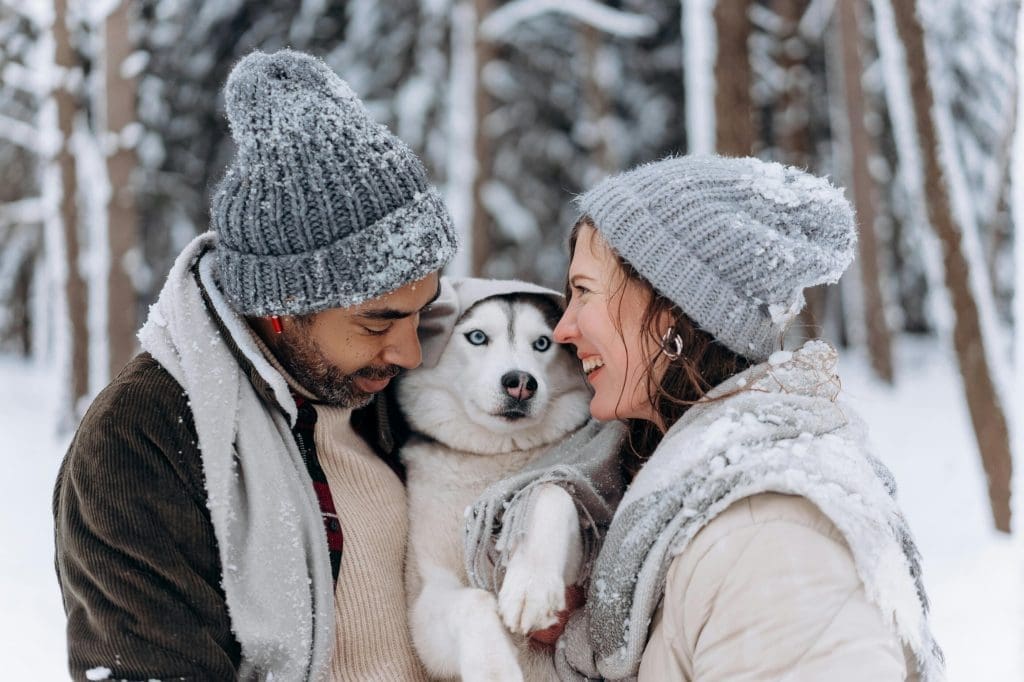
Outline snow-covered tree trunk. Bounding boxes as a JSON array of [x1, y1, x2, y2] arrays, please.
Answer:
[[581, 23, 611, 172], [772, 0, 814, 167], [769, 0, 824, 341], [53, 0, 89, 424], [446, 0, 478, 278], [1011, 0, 1024, 539], [471, 0, 495, 277], [103, 0, 139, 379], [888, 0, 1013, 532], [0, 3, 44, 356], [684, 0, 717, 154], [838, 0, 893, 383], [714, 0, 755, 155]]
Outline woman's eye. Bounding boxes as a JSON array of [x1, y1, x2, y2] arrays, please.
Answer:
[[533, 336, 551, 352], [465, 329, 489, 346]]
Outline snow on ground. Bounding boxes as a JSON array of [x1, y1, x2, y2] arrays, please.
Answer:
[[0, 334, 1019, 679], [0, 354, 69, 678], [840, 335, 1021, 681]]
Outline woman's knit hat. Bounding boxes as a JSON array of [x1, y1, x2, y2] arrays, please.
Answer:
[[211, 50, 457, 316], [576, 155, 856, 362]]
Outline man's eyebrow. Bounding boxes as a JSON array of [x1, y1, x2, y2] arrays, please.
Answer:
[[356, 282, 442, 321]]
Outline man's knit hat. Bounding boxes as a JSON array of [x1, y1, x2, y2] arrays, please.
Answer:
[[211, 50, 457, 316], [576, 155, 856, 362]]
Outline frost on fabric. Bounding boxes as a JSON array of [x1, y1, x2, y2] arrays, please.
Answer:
[[740, 159, 847, 209]]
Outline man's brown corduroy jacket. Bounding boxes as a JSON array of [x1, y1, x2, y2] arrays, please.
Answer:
[[52, 269, 403, 681]]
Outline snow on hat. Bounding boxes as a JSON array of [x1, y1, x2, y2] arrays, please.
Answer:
[[211, 49, 457, 316], [576, 155, 856, 362]]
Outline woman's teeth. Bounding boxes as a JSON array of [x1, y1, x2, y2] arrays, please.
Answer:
[[582, 356, 604, 375]]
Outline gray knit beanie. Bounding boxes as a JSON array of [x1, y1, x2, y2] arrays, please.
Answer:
[[211, 49, 458, 316], [576, 155, 856, 362]]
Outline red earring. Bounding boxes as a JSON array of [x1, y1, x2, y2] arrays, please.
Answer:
[[270, 316, 283, 334]]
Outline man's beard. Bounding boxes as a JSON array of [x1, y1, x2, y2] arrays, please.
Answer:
[[274, 326, 401, 408]]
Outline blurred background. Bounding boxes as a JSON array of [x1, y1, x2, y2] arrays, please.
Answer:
[[1, 0, 1021, 678]]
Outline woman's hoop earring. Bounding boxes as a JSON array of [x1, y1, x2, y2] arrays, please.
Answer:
[[660, 327, 683, 360]]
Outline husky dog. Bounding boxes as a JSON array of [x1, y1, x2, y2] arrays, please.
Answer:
[[397, 279, 592, 681]]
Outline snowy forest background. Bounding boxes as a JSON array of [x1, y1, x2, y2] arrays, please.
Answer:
[[1, 0, 1023, 677]]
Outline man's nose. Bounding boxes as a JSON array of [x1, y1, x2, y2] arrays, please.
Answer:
[[383, 318, 423, 369]]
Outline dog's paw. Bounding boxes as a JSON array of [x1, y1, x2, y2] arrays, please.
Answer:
[[498, 484, 582, 635], [498, 546, 567, 635], [458, 598, 525, 682]]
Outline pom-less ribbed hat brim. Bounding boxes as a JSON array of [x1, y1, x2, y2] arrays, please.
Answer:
[[216, 188, 456, 316]]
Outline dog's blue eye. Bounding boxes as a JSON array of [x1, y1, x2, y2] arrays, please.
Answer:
[[465, 330, 489, 346], [533, 336, 551, 352]]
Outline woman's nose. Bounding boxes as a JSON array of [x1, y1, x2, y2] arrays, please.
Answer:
[[553, 310, 576, 344]]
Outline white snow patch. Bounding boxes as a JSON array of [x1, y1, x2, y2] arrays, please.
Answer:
[[119, 50, 149, 80], [481, 0, 657, 41]]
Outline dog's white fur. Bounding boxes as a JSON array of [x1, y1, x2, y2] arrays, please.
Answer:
[[398, 296, 591, 681]]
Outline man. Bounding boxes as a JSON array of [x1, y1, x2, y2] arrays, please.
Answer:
[[52, 50, 457, 681]]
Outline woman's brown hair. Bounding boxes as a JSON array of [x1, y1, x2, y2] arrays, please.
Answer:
[[567, 219, 752, 479]]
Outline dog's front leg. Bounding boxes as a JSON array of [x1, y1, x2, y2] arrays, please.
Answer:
[[412, 565, 524, 682], [498, 483, 584, 635]]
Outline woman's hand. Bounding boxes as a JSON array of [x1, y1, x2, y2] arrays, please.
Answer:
[[527, 584, 586, 650]]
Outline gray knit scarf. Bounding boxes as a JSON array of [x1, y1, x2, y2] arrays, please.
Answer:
[[464, 418, 628, 595], [554, 341, 944, 681], [139, 233, 334, 681]]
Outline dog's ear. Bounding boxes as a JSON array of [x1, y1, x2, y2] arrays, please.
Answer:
[[417, 277, 460, 369], [516, 293, 564, 330]]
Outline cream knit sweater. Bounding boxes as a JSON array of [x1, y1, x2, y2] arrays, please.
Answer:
[[253, 332, 427, 680], [313, 404, 428, 681]]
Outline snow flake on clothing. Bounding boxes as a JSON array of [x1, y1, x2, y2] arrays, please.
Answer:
[[556, 340, 944, 681], [138, 233, 334, 681], [740, 158, 848, 210]]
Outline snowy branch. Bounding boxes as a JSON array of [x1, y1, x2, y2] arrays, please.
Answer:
[[0, 114, 44, 154], [480, 0, 658, 41], [798, 0, 837, 42], [2, 0, 53, 29], [81, 0, 123, 26], [2, 62, 52, 97], [0, 198, 48, 226], [0, 225, 39, 301]]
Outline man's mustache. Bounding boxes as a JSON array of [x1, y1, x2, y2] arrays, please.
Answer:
[[353, 365, 402, 381]]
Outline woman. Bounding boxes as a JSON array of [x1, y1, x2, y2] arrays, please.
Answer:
[[544, 156, 944, 680]]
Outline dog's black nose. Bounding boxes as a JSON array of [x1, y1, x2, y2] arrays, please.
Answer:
[[501, 371, 538, 401]]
